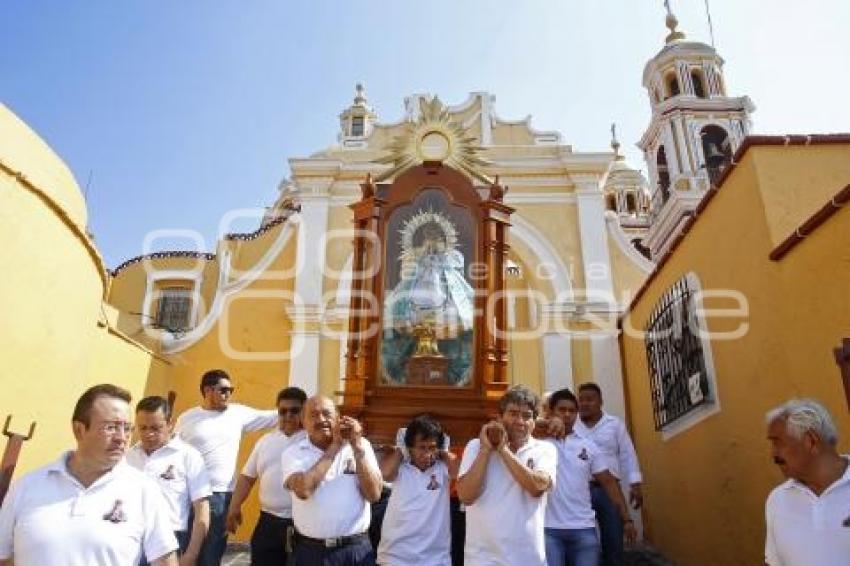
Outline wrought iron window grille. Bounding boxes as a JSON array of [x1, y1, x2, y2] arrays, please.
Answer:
[[645, 275, 711, 430]]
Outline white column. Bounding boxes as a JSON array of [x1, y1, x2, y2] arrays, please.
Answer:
[[590, 331, 626, 420], [287, 188, 331, 394], [574, 175, 615, 305], [542, 332, 573, 394]]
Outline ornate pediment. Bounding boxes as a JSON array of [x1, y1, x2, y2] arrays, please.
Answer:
[[375, 96, 492, 184]]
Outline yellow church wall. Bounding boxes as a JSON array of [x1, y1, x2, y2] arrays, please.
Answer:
[[750, 144, 850, 248], [510, 203, 586, 292], [619, 145, 850, 565], [570, 335, 594, 383]]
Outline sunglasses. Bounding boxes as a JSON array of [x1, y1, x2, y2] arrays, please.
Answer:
[[278, 407, 302, 416]]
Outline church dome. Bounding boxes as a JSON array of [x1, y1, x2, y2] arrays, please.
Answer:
[[0, 103, 88, 229]]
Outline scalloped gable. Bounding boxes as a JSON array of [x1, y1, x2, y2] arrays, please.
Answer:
[[317, 92, 563, 158]]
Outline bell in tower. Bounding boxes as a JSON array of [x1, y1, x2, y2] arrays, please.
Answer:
[[639, 1, 755, 259]]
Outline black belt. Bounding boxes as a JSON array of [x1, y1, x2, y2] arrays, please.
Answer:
[[296, 531, 369, 548]]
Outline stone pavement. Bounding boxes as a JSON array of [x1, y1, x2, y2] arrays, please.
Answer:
[[222, 542, 675, 565]]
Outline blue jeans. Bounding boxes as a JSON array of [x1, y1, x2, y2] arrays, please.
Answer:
[[590, 484, 623, 566], [545, 527, 600, 566], [193, 491, 231, 566]]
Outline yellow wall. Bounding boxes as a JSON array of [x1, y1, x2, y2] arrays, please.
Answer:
[[620, 144, 850, 565]]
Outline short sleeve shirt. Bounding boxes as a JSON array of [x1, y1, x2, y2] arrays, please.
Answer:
[[175, 404, 277, 491], [0, 453, 177, 565], [125, 437, 212, 531], [459, 438, 556, 566], [765, 456, 850, 565], [242, 429, 306, 518], [280, 437, 380, 539], [378, 460, 452, 566], [545, 434, 607, 529]]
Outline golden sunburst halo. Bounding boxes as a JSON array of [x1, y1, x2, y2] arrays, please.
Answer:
[[375, 96, 492, 184]]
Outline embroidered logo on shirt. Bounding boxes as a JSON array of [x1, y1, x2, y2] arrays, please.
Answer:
[[843, 514, 850, 527], [159, 464, 176, 480], [343, 458, 357, 474], [526, 458, 535, 470], [426, 474, 440, 490], [578, 448, 589, 461], [103, 499, 126, 523]]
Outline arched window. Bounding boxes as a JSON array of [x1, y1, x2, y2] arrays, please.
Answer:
[[700, 125, 732, 185], [605, 193, 617, 212], [656, 146, 671, 204], [666, 72, 680, 98], [691, 69, 706, 98]]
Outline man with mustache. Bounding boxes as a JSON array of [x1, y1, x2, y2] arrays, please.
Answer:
[[765, 398, 850, 565], [281, 395, 382, 565], [0, 384, 178, 565], [457, 385, 557, 566]]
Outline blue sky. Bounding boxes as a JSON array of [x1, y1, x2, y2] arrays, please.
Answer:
[[3, 1, 849, 267]]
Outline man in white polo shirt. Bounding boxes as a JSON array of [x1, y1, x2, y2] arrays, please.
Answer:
[[377, 414, 459, 566], [282, 395, 382, 566], [544, 388, 636, 566], [457, 385, 556, 566], [765, 398, 850, 565], [575, 382, 643, 566], [0, 384, 178, 566], [126, 395, 212, 565], [225, 386, 307, 565], [174, 369, 278, 566]]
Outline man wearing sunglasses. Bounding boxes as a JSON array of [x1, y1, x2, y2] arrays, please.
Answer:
[[174, 370, 278, 565], [225, 387, 307, 566]]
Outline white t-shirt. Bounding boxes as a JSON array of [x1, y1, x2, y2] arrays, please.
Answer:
[[545, 434, 607, 529], [125, 437, 212, 531], [459, 437, 557, 566], [0, 453, 177, 565], [280, 437, 380, 539], [175, 403, 277, 491], [242, 429, 306, 518], [765, 456, 850, 565], [378, 460, 452, 566]]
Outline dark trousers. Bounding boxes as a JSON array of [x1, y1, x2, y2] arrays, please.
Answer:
[[590, 483, 623, 566], [292, 536, 374, 566], [251, 512, 293, 566], [193, 491, 232, 566]]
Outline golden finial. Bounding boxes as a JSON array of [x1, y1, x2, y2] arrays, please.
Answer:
[[664, 0, 686, 43]]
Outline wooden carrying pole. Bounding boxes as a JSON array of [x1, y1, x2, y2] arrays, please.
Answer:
[[0, 415, 36, 506]]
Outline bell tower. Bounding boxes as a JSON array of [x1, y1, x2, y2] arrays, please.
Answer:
[[639, 3, 755, 258]]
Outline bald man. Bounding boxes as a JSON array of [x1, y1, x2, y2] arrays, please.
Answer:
[[281, 396, 382, 566]]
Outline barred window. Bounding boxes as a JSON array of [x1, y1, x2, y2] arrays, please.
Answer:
[[155, 287, 192, 332], [645, 274, 712, 430]]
